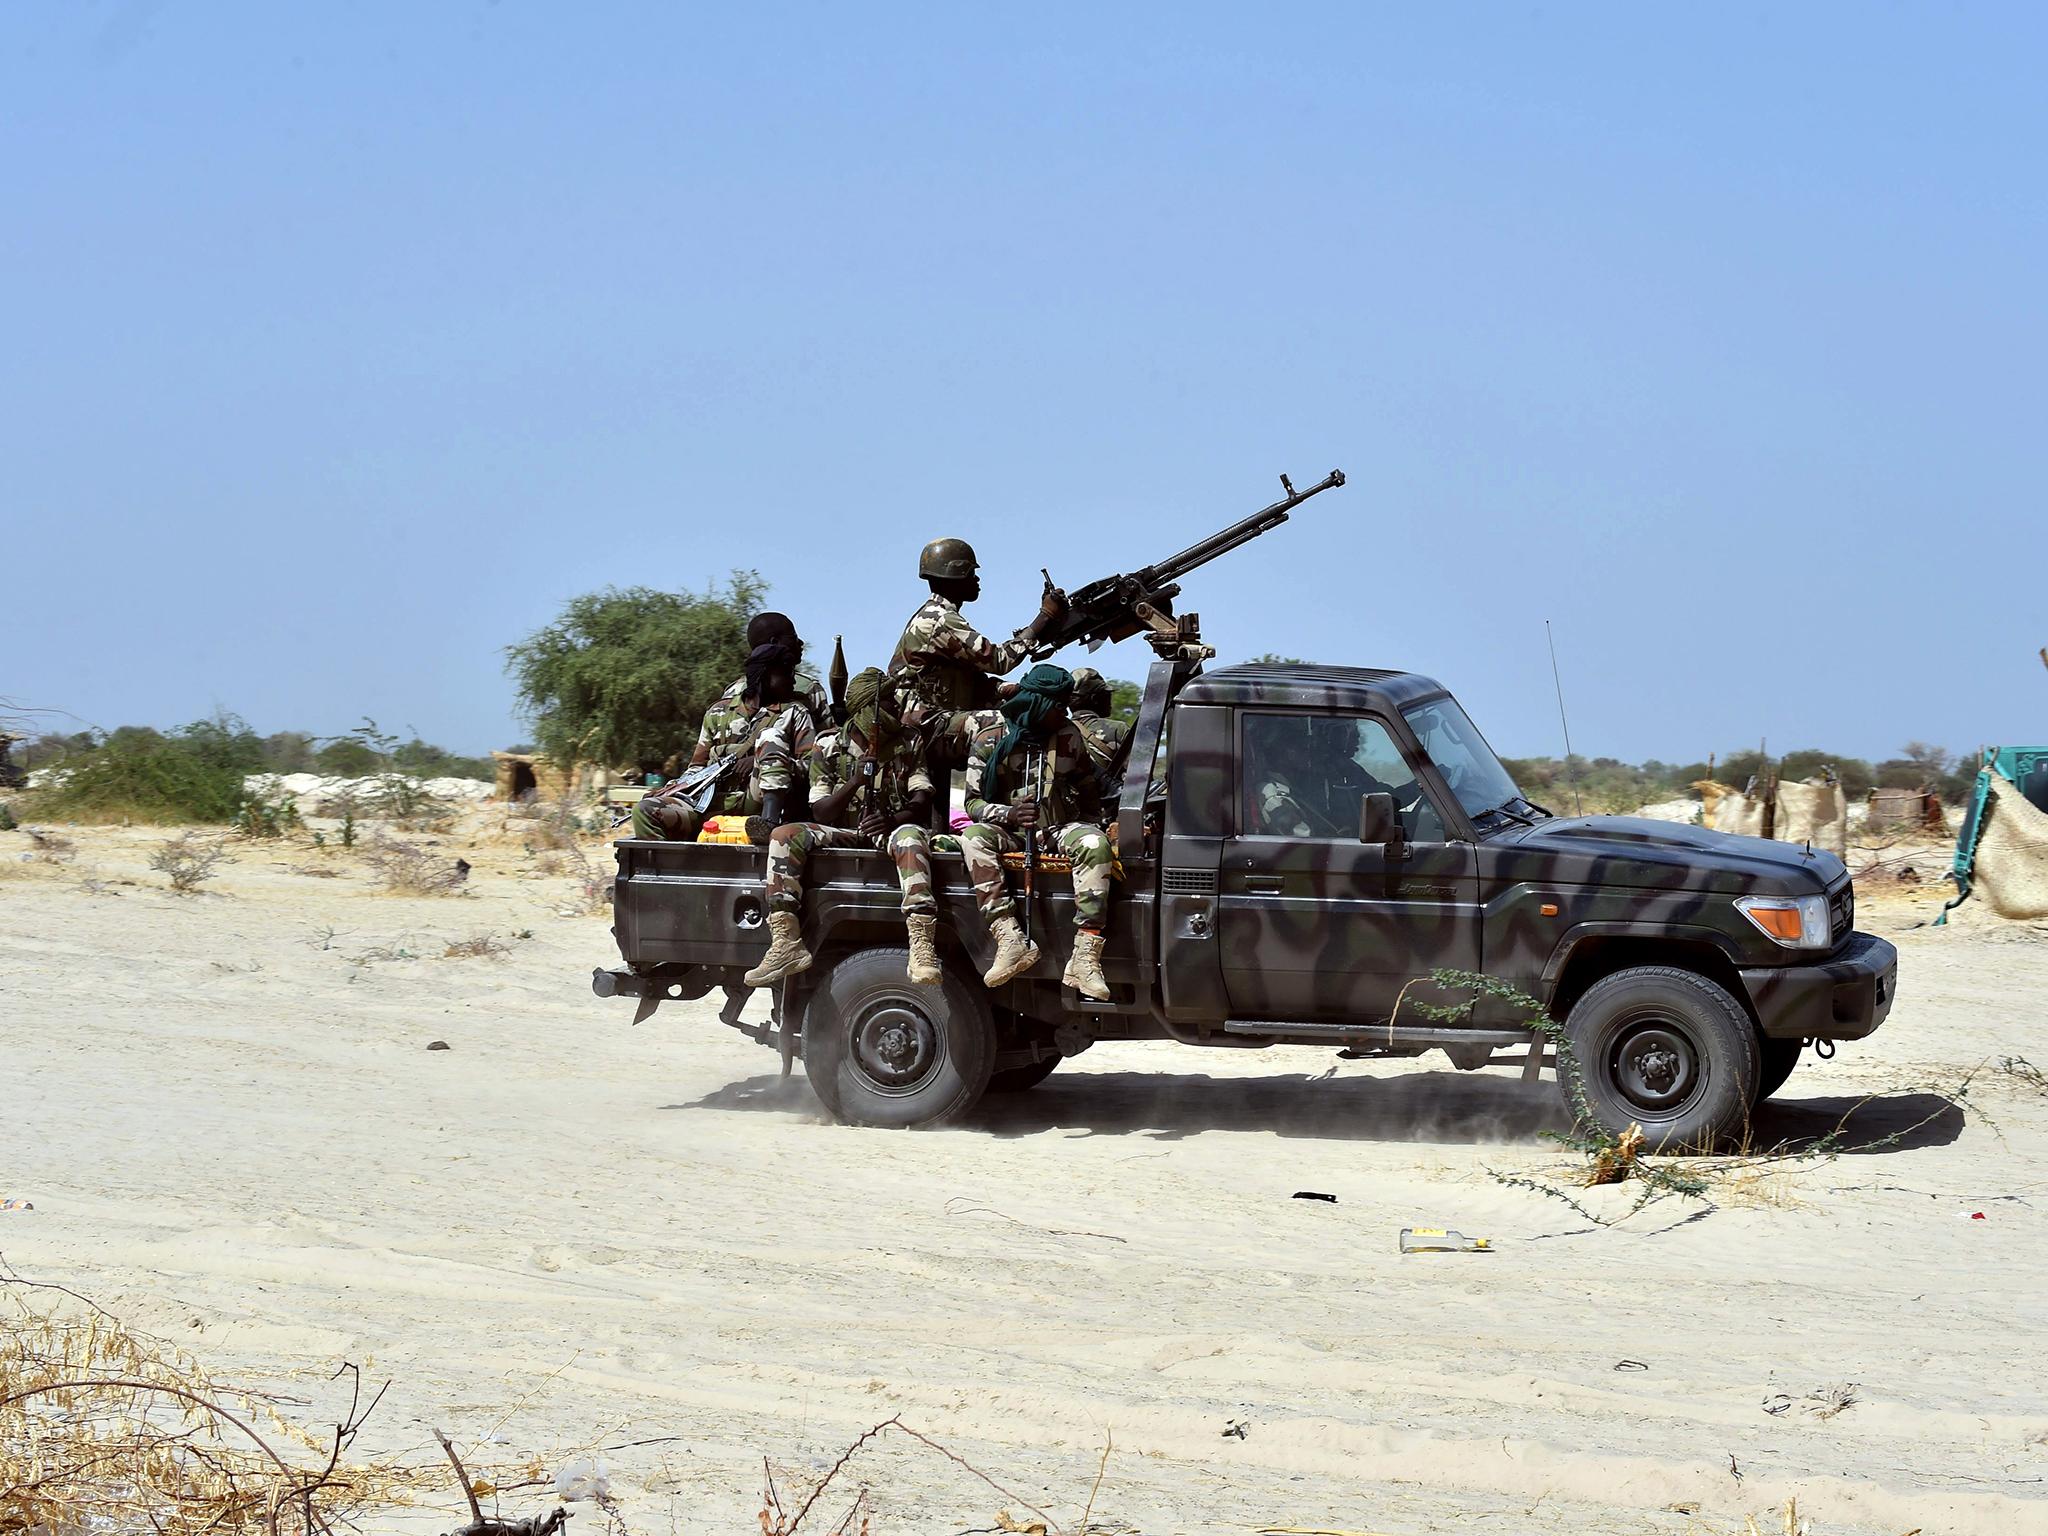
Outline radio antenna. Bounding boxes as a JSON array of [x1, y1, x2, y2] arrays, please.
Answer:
[[1545, 620, 1582, 816]]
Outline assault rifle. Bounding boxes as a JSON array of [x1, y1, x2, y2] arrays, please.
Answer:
[[1032, 469, 1345, 662]]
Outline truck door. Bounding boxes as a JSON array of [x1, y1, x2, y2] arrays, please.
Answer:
[[1218, 709, 1479, 1022]]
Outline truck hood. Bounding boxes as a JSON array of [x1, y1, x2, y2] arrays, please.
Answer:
[[1485, 814, 1846, 895]]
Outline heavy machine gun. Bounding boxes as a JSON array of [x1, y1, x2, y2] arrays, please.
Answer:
[[1032, 469, 1345, 662]]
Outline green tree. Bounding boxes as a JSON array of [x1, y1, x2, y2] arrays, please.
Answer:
[[1107, 677, 1142, 722], [505, 573, 767, 774]]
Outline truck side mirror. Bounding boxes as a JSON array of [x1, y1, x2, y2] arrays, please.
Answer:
[[1359, 791, 1404, 848]]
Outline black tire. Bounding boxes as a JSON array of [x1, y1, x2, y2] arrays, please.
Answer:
[[802, 947, 995, 1128], [987, 1055, 1061, 1093], [1754, 1037, 1802, 1104], [1559, 966, 1760, 1150]]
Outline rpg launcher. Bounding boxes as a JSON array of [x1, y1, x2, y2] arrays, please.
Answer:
[[1033, 469, 1345, 662], [828, 635, 850, 726]]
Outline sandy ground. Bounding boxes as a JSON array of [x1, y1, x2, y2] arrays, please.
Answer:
[[4, 818, 2048, 1535]]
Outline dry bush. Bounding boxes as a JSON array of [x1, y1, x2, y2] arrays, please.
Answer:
[[1, 1269, 588, 1536], [0, 1274, 415, 1533], [442, 932, 522, 960], [364, 834, 469, 896], [551, 838, 613, 915], [149, 832, 230, 893]]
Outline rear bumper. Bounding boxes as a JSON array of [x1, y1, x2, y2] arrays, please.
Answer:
[[1740, 932, 1899, 1041]]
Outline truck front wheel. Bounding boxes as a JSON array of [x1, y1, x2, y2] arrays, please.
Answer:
[[1560, 966, 1760, 1150], [803, 947, 995, 1128]]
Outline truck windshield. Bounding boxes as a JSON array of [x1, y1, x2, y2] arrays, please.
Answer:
[[1401, 698, 1523, 820]]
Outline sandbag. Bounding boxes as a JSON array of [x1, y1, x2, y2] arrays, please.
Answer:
[[1711, 791, 1767, 839], [1972, 771, 2048, 920], [1775, 777, 1848, 858]]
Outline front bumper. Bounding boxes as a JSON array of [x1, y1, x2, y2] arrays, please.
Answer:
[[1739, 932, 1899, 1041]]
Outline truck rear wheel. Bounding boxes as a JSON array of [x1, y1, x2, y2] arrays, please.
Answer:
[[988, 1055, 1061, 1093], [1560, 966, 1759, 1150], [1754, 1037, 1802, 1104], [803, 947, 995, 1128]]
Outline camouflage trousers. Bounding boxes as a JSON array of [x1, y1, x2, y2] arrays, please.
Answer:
[[630, 795, 702, 842], [955, 821, 1112, 931], [764, 822, 935, 916]]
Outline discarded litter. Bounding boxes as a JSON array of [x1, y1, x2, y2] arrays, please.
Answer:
[[1, 1198, 32, 1213], [1613, 1359, 1648, 1371], [553, 1454, 611, 1502], [1762, 1392, 1793, 1416], [1221, 1419, 1249, 1439], [426, 1040, 452, 1051], [1292, 1191, 1337, 1203], [1399, 1227, 1490, 1254]]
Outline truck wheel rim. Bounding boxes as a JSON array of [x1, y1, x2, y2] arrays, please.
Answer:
[[849, 996, 945, 1095], [1607, 1016, 1703, 1117]]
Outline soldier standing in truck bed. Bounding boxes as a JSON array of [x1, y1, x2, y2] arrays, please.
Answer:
[[890, 539, 1067, 756]]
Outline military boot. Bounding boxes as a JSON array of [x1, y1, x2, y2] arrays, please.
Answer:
[[744, 911, 812, 987], [1062, 929, 1110, 1002], [980, 914, 1040, 988], [904, 913, 943, 986]]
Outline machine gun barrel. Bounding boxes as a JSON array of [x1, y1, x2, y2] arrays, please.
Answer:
[[1033, 468, 1345, 659], [1142, 469, 1343, 587]]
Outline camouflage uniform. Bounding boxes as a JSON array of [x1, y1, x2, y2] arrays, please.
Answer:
[[632, 696, 818, 841], [890, 595, 1036, 745], [693, 666, 828, 765], [958, 719, 1113, 930], [763, 734, 938, 916]]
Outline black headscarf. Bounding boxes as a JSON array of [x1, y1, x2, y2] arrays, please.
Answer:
[[743, 640, 800, 704]]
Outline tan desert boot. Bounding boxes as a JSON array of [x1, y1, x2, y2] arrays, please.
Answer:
[[1062, 929, 1111, 1001], [980, 913, 1040, 988], [743, 910, 813, 987], [905, 912, 943, 986]]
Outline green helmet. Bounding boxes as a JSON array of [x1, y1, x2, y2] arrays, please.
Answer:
[[1069, 667, 1111, 711], [918, 537, 979, 581]]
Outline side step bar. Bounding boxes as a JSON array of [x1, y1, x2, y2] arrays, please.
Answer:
[[1222, 1021, 1535, 1047]]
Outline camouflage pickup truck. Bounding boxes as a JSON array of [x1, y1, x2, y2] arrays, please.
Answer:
[[596, 658, 1897, 1148]]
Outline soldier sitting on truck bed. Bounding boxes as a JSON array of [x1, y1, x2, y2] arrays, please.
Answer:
[[633, 634, 819, 842], [891, 538, 1068, 757], [956, 664, 1115, 1001], [744, 669, 944, 989], [1067, 667, 1131, 805]]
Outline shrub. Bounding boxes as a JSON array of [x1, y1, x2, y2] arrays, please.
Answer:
[[232, 788, 302, 839], [32, 714, 265, 824], [149, 832, 230, 893], [364, 834, 469, 896]]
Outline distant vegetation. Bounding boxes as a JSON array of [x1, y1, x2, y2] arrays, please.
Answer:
[[13, 713, 495, 825], [1504, 741, 1975, 814]]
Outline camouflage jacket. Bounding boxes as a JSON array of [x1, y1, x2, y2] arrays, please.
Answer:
[[694, 666, 829, 759], [964, 719, 1103, 830], [1070, 710, 1130, 770], [810, 722, 935, 824], [889, 595, 1035, 714]]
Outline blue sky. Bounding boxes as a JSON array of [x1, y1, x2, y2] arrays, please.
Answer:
[[6, 4, 2043, 764]]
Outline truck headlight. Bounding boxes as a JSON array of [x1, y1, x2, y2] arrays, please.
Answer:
[[1735, 893, 1831, 951]]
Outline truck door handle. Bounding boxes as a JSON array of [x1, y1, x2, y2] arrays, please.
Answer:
[[1244, 876, 1285, 894]]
